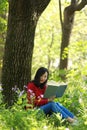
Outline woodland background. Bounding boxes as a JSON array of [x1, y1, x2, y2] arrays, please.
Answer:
[[0, 0, 87, 130]]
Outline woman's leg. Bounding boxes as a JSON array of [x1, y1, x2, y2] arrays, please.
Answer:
[[40, 102, 58, 114], [56, 103, 74, 118], [40, 102, 75, 123], [40, 102, 72, 118]]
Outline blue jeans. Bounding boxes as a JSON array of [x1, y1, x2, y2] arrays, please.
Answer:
[[40, 102, 74, 119]]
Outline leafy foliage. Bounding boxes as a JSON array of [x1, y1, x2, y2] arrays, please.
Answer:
[[0, 0, 87, 129], [0, 0, 8, 82], [0, 68, 87, 130]]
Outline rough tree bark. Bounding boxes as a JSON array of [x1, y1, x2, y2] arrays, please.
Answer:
[[59, 0, 87, 79], [1, 0, 51, 106]]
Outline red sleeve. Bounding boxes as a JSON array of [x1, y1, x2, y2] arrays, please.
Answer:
[[27, 82, 48, 107]]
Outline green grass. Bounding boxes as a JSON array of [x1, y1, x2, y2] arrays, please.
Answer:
[[0, 73, 87, 130]]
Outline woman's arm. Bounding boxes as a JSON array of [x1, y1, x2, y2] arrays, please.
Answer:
[[34, 98, 48, 106], [27, 83, 48, 107]]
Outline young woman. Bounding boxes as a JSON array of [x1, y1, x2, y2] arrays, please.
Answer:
[[27, 67, 76, 123]]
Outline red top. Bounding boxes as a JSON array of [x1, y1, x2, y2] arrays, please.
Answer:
[[27, 82, 48, 107]]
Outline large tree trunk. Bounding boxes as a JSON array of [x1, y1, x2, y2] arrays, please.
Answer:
[[59, 1, 76, 70], [1, 0, 50, 106], [59, 0, 76, 79], [59, 0, 87, 80]]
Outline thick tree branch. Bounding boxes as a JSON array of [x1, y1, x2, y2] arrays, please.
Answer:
[[64, 0, 87, 16], [75, 0, 87, 11], [30, 0, 51, 15]]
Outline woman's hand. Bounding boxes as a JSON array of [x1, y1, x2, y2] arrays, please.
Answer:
[[48, 96, 56, 102]]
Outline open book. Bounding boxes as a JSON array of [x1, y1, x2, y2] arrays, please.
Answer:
[[44, 83, 67, 98]]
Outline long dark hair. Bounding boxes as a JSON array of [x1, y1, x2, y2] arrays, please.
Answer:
[[33, 67, 49, 89]]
